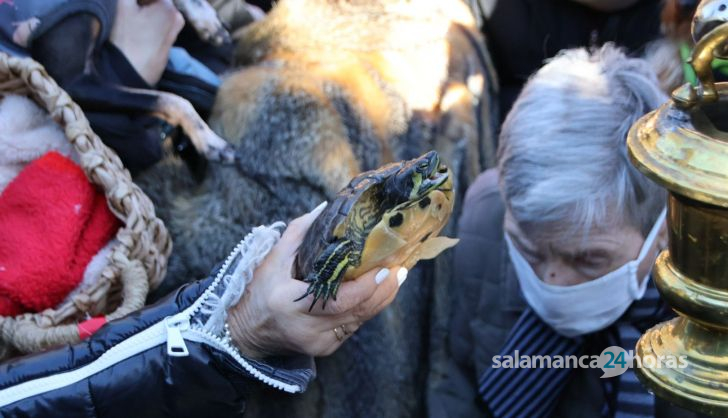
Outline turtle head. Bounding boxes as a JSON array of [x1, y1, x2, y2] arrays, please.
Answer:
[[357, 174, 457, 275], [387, 151, 449, 202]]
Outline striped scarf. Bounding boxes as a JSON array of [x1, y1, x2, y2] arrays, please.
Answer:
[[479, 279, 670, 418]]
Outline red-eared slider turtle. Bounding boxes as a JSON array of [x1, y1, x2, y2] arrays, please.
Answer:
[[294, 151, 458, 310]]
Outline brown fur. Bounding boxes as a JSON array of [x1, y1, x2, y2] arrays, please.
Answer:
[[222, 0, 497, 186]]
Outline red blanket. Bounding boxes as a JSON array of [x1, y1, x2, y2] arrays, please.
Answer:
[[0, 152, 120, 316]]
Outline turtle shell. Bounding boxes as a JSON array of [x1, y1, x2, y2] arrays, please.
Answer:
[[293, 161, 404, 280]]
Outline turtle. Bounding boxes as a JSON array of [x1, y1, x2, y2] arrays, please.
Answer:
[[293, 150, 459, 310]]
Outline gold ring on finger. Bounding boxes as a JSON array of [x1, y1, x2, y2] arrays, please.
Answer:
[[333, 326, 345, 342]]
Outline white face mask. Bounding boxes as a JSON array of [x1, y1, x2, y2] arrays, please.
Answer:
[[505, 209, 666, 338]]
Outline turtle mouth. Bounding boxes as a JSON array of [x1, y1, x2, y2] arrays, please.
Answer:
[[420, 166, 449, 194]]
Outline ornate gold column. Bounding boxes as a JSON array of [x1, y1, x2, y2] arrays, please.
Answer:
[[627, 16, 728, 416]]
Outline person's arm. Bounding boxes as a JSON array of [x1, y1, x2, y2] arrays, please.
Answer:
[[0, 204, 403, 418], [110, 0, 184, 86], [570, 0, 640, 12]]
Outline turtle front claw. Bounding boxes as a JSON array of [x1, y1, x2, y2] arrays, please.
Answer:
[[294, 276, 342, 312], [295, 240, 353, 310]]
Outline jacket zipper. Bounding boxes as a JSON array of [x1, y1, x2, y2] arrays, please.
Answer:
[[163, 315, 301, 393], [0, 320, 169, 408], [159, 225, 301, 393], [165, 317, 190, 357]]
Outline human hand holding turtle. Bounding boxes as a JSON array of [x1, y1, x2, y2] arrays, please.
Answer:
[[227, 202, 406, 359], [227, 151, 458, 359]]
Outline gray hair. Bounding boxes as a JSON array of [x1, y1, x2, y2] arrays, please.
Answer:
[[498, 44, 668, 238]]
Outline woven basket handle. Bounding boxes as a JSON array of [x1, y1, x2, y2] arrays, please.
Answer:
[[0, 52, 171, 359], [0, 259, 149, 354]]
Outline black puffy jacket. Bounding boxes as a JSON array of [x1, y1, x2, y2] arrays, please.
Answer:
[[0, 224, 315, 418]]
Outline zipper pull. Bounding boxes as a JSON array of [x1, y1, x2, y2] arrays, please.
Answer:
[[165, 317, 190, 357]]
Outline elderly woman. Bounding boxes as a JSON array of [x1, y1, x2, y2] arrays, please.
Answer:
[[431, 45, 703, 417]]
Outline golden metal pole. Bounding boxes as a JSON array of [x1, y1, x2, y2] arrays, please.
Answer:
[[627, 16, 728, 416]]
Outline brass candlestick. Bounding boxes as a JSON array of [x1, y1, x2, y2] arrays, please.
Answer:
[[627, 6, 728, 415]]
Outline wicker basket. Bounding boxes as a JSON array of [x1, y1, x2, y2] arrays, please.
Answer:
[[0, 52, 172, 359]]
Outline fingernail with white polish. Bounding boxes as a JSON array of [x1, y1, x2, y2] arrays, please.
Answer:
[[311, 201, 328, 215], [397, 267, 408, 286], [375, 268, 390, 284]]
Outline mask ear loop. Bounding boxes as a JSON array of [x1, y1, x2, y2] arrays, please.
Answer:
[[629, 208, 668, 298], [637, 208, 668, 261]]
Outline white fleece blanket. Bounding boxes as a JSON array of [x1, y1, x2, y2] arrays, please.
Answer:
[[0, 94, 77, 192]]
